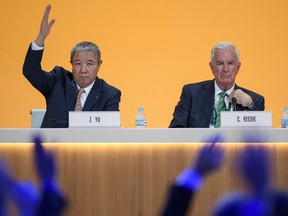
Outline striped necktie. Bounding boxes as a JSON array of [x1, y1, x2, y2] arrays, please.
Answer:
[[74, 88, 85, 111], [215, 92, 228, 128]]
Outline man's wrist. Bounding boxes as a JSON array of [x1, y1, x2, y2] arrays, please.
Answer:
[[31, 41, 45, 51], [247, 102, 255, 110]]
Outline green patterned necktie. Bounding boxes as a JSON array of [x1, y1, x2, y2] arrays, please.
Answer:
[[215, 92, 228, 128]]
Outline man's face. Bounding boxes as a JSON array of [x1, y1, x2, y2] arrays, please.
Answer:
[[209, 48, 241, 91], [71, 51, 102, 88]]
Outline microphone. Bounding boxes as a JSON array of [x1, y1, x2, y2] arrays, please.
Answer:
[[232, 97, 237, 111], [48, 118, 69, 125]]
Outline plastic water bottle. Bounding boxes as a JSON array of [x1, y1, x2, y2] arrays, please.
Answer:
[[281, 106, 288, 128], [135, 107, 146, 128]]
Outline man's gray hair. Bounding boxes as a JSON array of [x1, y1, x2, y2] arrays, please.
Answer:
[[70, 41, 101, 63], [211, 41, 240, 62]]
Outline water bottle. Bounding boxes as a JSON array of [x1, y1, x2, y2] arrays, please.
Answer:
[[135, 107, 146, 128], [281, 106, 288, 128]]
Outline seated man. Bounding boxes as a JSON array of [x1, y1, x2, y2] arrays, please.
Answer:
[[23, 5, 121, 128], [169, 41, 264, 128]]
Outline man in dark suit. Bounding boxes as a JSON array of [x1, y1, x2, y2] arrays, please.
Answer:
[[169, 41, 265, 128], [23, 4, 121, 128]]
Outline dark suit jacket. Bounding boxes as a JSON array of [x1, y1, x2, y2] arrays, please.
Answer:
[[160, 185, 194, 216], [23, 44, 121, 128], [169, 80, 265, 128]]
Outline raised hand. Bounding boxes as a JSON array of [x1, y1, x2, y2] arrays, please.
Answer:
[[0, 159, 39, 216], [35, 4, 56, 47], [193, 134, 225, 177], [8, 181, 39, 216], [33, 136, 56, 182]]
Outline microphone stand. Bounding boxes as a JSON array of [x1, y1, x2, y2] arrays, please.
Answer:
[[232, 97, 237, 111]]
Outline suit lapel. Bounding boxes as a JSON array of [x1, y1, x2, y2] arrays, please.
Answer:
[[201, 81, 215, 125], [66, 80, 78, 111]]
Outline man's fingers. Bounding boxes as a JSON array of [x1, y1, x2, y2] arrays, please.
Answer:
[[49, 19, 56, 28], [42, 4, 51, 22], [203, 134, 223, 147]]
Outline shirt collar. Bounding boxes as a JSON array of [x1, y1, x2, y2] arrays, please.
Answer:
[[214, 81, 235, 96], [76, 80, 95, 95]]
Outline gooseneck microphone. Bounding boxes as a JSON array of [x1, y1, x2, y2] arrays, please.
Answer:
[[232, 97, 237, 111], [48, 118, 69, 125]]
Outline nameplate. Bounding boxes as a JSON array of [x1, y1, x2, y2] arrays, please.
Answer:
[[69, 111, 120, 128], [220, 111, 272, 128]]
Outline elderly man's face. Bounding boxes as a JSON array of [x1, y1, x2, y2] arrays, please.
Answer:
[[71, 51, 102, 88], [209, 48, 241, 91]]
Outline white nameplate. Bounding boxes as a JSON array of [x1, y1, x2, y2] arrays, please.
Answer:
[[69, 111, 120, 128], [220, 111, 272, 128]]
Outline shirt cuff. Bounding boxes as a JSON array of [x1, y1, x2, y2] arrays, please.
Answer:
[[31, 41, 45, 51], [175, 168, 203, 191]]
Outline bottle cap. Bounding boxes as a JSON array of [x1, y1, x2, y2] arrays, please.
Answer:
[[138, 107, 144, 112], [285, 106, 288, 111]]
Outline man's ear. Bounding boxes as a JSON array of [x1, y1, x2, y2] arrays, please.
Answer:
[[209, 62, 213, 70], [237, 62, 241, 70], [98, 60, 103, 67]]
